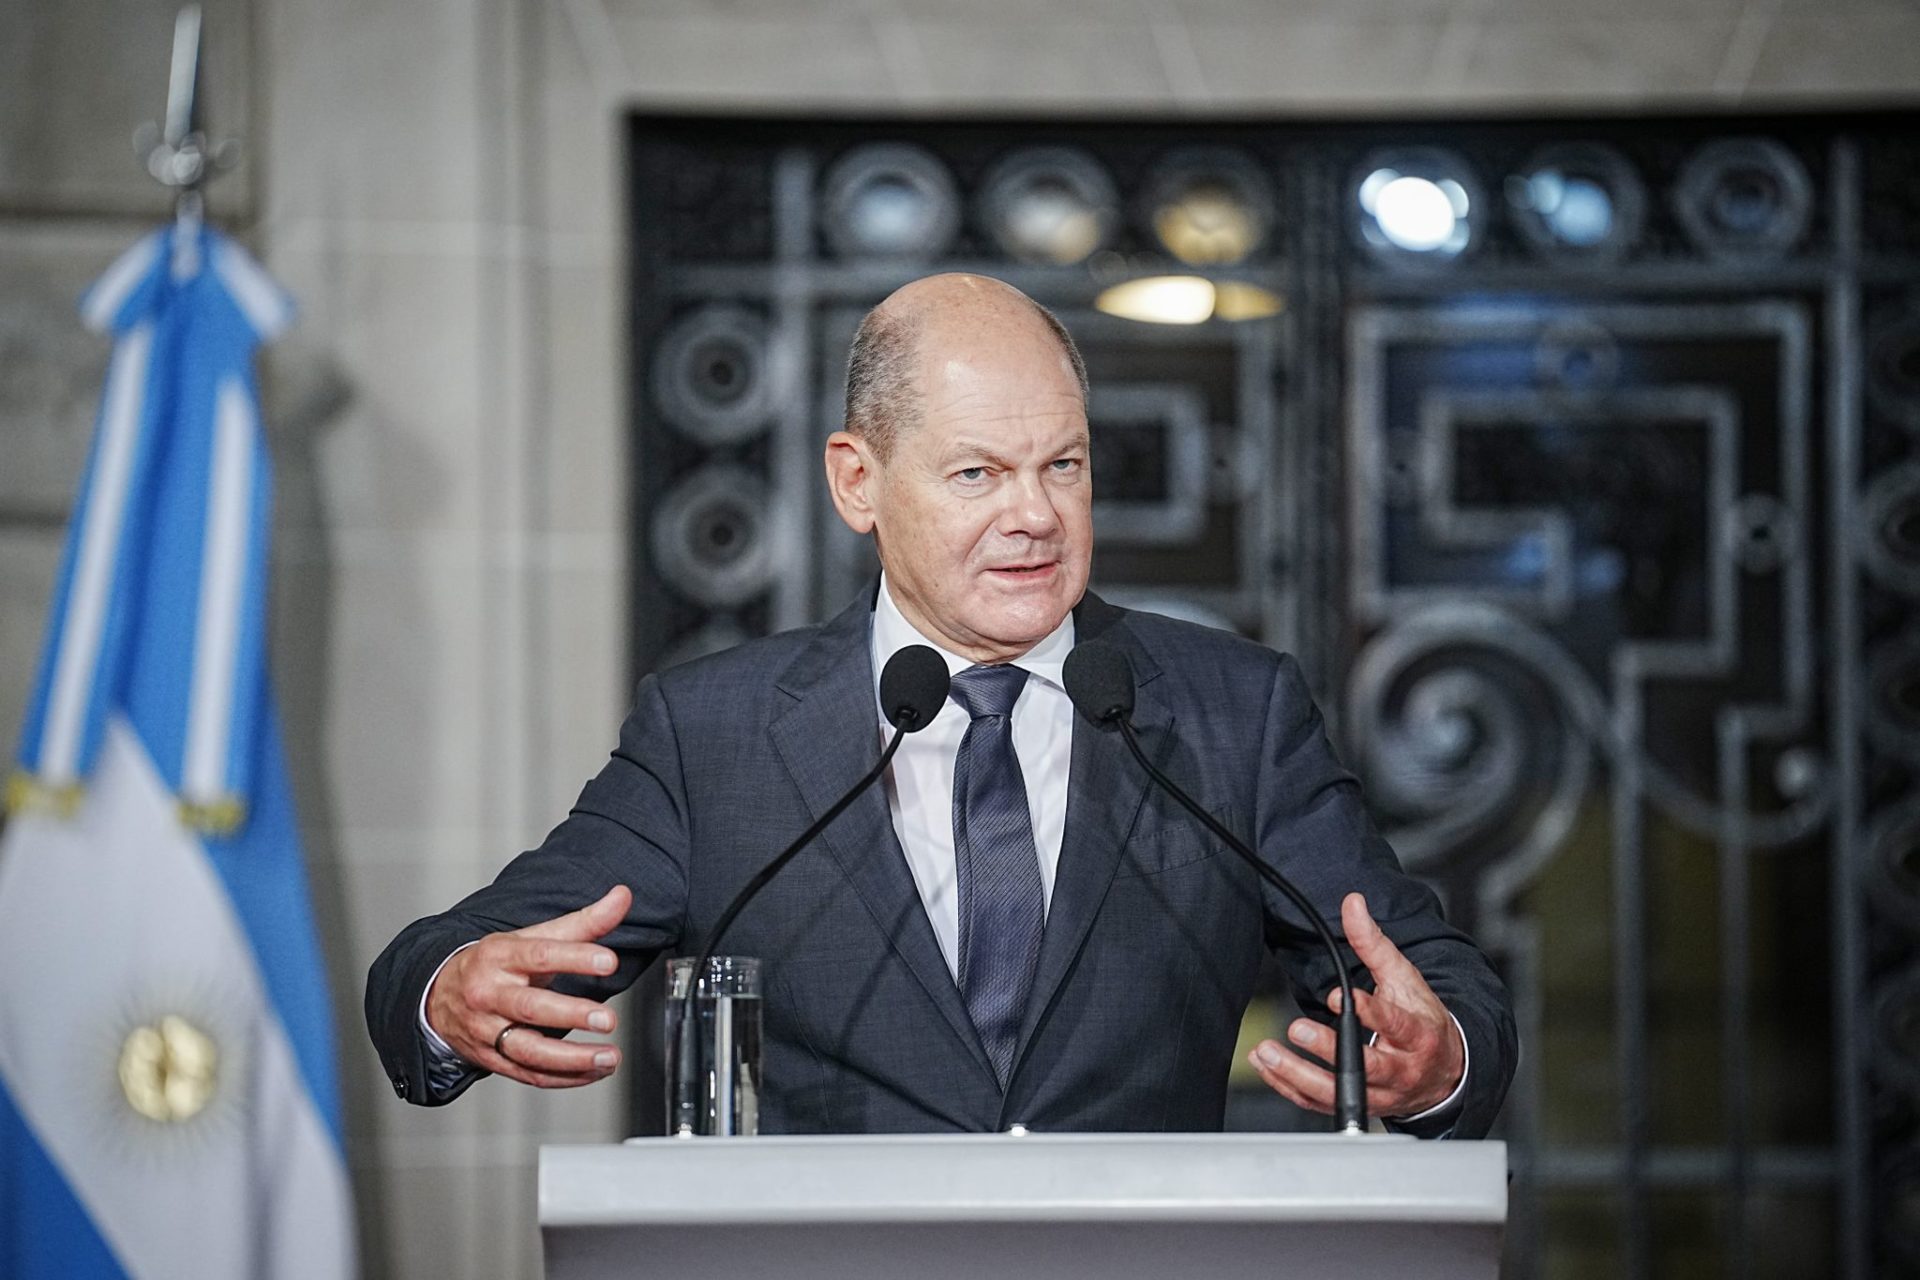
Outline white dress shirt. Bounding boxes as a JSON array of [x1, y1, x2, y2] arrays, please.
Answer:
[[871, 577, 1074, 979]]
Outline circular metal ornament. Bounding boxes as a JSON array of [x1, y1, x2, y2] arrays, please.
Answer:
[[1865, 303, 1920, 435], [1672, 137, 1812, 262], [820, 143, 961, 262], [1723, 492, 1799, 575], [1772, 746, 1824, 801], [651, 306, 775, 446], [1864, 632, 1920, 765], [1506, 142, 1646, 264], [1871, 957, 1920, 1097], [1857, 460, 1920, 596], [649, 465, 777, 608], [1350, 146, 1485, 269], [1867, 798, 1920, 935], [1534, 320, 1622, 392], [978, 146, 1120, 266], [1138, 147, 1275, 266]]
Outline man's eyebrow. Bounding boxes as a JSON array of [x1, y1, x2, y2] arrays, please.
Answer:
[[936, 431, 1091, 468], [934, 437, 1018, 468]]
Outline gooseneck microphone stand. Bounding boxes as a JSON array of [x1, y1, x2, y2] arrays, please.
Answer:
[[1064, 640, 1369, 1135], [671, 645, 949, 1137]]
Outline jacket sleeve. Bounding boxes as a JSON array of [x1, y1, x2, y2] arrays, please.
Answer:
[[363, 671, 693, 1106], [1253, 652, 1517, 1141]]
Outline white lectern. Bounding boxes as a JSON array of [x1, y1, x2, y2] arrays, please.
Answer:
[[540, 1133, 1507, 1279]]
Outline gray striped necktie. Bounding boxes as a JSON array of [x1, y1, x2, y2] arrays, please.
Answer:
[[948, 663, 1045, 1088]]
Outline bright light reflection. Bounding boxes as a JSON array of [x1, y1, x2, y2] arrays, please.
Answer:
[[846, 178, 928, 253], [1095, 276, 1217, 325], [1360, 170, 1465, 252], [1211, 281, 1285, 321], [1154, 184, 1260, 265], [1094, 277, 1285, 325], [1524, 170, 1613, 247], [1003, 186, 1103, 264]]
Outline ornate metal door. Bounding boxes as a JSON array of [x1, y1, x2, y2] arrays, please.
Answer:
[[627, 115, 1920, 1277]]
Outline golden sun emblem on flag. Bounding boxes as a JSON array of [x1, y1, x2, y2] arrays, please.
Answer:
[[117, 1014, 219, 1123]]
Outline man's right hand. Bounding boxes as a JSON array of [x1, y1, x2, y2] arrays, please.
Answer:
[[424, 884, 633, 1089]]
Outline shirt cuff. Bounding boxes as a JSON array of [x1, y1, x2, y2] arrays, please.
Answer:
[[418, 940, 482, 1096], [1386, 1009, 1470, 1124]]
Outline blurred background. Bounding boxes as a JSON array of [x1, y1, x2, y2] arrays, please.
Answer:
[[5, 1, 1920, 1276]]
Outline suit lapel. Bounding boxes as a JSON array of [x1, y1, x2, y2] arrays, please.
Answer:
[[767, 594, 997, 1087], [1006, 594, 1169, 1083]]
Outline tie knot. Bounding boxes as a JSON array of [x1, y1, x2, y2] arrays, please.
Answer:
[[949, 664, 1029, 721]]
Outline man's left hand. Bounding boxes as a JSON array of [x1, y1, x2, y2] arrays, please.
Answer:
[[1247, 891, 1466, 1120]]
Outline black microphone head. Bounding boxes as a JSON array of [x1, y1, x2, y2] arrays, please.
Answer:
[[1063, 640, 1135, 727], [880, 644, 951, 732]]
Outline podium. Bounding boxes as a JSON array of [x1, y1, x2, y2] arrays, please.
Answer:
[[539, 1133, 1507, 1279]]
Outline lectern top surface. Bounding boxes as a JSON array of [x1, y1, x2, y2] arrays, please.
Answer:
[[540, 1133, 1508, 1228]]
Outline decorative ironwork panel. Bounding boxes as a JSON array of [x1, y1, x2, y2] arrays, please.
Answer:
[[626, 114, 1920, 1278]]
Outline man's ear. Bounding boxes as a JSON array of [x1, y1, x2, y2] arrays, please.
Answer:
[[824, 430, 879, 535]]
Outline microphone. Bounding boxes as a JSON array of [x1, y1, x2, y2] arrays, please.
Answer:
[[880, 644, 953, 733], [671, 643, 950, 1135], [1062, 640, 1370, 1136]]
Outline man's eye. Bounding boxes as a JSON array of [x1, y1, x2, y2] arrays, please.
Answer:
[[956, 467, 987, 482], [1050, 457, 1082, 472]]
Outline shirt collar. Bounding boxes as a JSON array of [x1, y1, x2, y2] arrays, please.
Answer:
[[871, 574, 1075, 709]]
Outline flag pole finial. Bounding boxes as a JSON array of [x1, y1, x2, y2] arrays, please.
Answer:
[[132, 6, 238, 222]]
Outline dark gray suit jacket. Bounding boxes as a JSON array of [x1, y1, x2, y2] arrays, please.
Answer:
[[366, 589, 1515, 1137]]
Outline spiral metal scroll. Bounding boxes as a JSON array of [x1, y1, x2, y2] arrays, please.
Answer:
[[1346, 604, 1596, 903], [1348, 603, 1834, 906]]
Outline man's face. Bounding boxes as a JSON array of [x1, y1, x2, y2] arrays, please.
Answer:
[[861, 331, 1093, 663]]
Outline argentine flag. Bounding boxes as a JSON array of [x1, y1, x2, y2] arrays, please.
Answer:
[[0, 216, 356, 1278]]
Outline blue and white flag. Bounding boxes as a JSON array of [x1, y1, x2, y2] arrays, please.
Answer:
[[0, 216, 356, 1279]]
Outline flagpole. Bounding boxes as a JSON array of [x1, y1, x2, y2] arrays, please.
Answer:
[[133, 5, 236, 225]]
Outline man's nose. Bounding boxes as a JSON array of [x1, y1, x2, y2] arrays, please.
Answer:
[[998, 469, 1061, 538]]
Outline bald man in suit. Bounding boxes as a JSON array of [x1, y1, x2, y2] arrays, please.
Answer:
[[366, 274, 1515, 1139]]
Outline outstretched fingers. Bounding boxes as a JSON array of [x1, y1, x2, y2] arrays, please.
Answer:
[[505, 936, 620, 981], [496, 984, 619, 1035], [477, 1028, 619, 1089], [422, 886, 634, 1090], [518, 884, 633, 943], [1246, 1039, 1419, 1117]]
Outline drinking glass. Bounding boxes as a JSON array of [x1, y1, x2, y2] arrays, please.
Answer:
[[664, 956, 761, 1136]]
